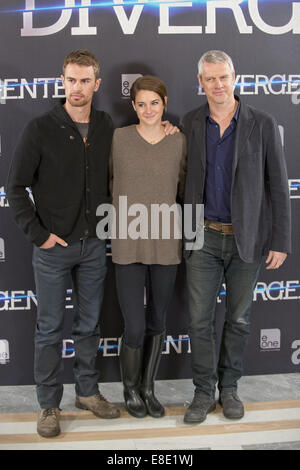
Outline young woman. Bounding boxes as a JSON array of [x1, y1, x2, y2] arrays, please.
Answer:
[[110, 75, 186, 418]]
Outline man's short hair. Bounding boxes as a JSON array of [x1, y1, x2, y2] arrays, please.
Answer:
[[198, 50, 235, 77], [63, 50, 100, 78]]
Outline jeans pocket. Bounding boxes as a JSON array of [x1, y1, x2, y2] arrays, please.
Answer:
[[39, 244, 57, 252]]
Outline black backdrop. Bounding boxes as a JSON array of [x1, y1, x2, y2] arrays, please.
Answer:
[[0, 1, 299, 385]]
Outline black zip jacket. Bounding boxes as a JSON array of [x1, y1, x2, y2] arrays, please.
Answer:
[[7, 104, 113, 246]]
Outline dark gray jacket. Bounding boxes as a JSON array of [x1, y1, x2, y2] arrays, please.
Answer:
[[183, 98, 291, 262]]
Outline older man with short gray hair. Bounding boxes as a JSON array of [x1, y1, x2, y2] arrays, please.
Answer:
[[183, 50, 291, 424]]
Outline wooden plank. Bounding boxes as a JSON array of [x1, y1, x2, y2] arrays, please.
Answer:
[[0, 419, 299, 444], [0, 400, 300, 422]]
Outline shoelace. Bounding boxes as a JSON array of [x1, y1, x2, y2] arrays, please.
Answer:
[[42, 408, 57, 418], [192, 394, 213, 405], [98, 393, 108, 402]]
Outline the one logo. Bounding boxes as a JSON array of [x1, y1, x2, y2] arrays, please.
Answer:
[[0, 340, 10, 364], [0, 238, 4, 262], [121, 74, 142, 97], [260, 329, 281, 351]]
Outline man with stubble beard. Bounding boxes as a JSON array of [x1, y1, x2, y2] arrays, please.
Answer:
[[7, 50, 120, 437]]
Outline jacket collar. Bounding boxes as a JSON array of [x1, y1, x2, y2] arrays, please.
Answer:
[[191, 96, 255, 175], [191, 106, 207, 172], [204, 101, 240, 122], [51, 101, 98, 137]]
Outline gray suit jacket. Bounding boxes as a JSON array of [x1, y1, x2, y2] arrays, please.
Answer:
[[183, 98, 291, 262]]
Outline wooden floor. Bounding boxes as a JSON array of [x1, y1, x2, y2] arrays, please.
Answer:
[[0, 400, 300, 450]]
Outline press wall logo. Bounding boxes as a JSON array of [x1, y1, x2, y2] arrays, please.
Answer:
[[260, 329, 281, 351], [291, 340, 300, 365], [253, 280, 300, 302], [17, 1, 300, 37], [0, 81, 5, 104], [0, 78, 64, 102], [0, 187, 9, 207], [197, 75, 300, 96], [121, 74, 142, 97], [1, 74, 299, 102], [217, 280, 300, 303], [0, 238, 5, 262], [0, 340, 10, 365], [289, 179, 300, 199], [0, 187, 33, 207], [62, 334, 190, 358]]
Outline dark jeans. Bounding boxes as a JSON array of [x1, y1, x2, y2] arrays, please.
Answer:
[[186, 227, 261, 397], [114, 263, 178, 348], [32, 238, 107, 409]]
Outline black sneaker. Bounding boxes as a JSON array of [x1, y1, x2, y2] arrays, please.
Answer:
[[184, 392, 216, 424]]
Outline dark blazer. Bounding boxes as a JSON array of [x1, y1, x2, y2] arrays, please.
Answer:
[[7, 104, 113, 247], [183, 98, 291, 262]]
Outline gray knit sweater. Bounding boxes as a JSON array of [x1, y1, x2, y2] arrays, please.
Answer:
[[110, 125, 186, 265]]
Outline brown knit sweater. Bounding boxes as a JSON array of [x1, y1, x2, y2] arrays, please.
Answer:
[[110, 125, 186, 265]]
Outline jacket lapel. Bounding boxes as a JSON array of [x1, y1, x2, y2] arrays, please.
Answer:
[[232, 101, 255, 179], [191, 107, 206, 174], [52, 103, 97, 137]]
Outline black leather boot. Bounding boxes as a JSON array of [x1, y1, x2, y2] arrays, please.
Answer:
[[140, 333, 165, 418], [120, 341, 147, 418]]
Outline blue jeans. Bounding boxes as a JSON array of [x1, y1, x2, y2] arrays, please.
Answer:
[[186, 227, 261, 397], [32, 238, 107, 409]]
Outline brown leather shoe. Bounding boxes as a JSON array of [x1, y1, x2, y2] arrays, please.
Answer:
[[75, 393, 120, 419], [37, 408, 60, 438]]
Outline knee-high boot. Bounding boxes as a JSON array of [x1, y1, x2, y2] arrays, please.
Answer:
[[140, 333, 165, 418], [119, 340, 147, 418]]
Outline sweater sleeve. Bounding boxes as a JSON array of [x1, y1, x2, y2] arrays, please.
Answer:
[[6, 119, 50, 246]]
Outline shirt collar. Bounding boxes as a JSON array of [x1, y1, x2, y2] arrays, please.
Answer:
[[206, 97, 240, 123]]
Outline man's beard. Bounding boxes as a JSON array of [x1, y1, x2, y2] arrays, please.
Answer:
[[67, 95, 89, 107]]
